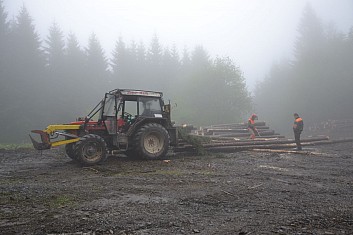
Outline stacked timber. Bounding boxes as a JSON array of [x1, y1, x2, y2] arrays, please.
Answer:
[[175, 120, 353, 154], [175, 134, 353, 154], [199, 121, 284, 139]]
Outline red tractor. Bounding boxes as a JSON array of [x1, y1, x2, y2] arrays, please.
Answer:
[[30, 89, 178, 165]]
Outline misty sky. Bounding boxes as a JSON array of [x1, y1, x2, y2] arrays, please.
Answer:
[[3, 0, 353, 91]]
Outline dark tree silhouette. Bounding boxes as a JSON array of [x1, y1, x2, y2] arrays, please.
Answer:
[[84, 33, 109, 102], [66, 32, 86, 81], [10, 6, 44, 77], [147, 33, 163, 68], [63, 32, 88, 116], [191, 45, 210, 70], [135, 41, 147, 84], [0, 5, 45, 142], [111, 37, 129, 87], [0, 0, 10, 85], [86, 33, 108, 76], [294, 3, 325, 61], [45, 22, 65, 69], [0, 0, 11, 139], [136, 41, 146, 64]]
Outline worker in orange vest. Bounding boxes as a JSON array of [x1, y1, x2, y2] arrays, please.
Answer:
[[248, 114, 259, 139], [293, 113, 304, 150]]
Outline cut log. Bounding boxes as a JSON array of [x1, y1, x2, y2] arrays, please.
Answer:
[[205, 121, 267, 129], [252, 135, 286, 139], [301, 138, 353, 146], [204, 138, 353, 153], [211, 130, 276, 138], [225, 134, 320, 140], [174, 135, 334, 153], [206, 126, 270, 134], [205, 144, 297, 153], [200, 136, 329, 148], [249, 149, 331, 156]]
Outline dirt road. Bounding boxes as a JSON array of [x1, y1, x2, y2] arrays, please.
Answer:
[[1, 142, 353, 234]]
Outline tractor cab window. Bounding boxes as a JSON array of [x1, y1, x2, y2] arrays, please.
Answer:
[[124, 100, 137, 116], [103, 94, 116, 117], [139, 97, 162, 117], [102, 94, 117, 134], [122, 100, 137, 125]]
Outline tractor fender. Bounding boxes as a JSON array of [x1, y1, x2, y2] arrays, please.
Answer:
[[126, 117, 169, 137]]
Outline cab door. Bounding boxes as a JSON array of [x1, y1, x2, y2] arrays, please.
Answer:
[[102, 94, 117, 135]]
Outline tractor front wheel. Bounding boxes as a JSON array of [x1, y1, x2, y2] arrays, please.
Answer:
[[74, 134, 107, 166], [133, 123, 169, 160]]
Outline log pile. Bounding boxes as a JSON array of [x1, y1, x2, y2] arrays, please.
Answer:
[[197, 121, 284, 139], [175, 121, 353, 155]]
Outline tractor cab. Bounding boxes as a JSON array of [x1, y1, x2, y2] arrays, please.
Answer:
[[101, 89, 164, 134]]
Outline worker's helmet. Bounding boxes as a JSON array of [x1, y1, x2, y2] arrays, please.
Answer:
[[251, 114, 258, 120]]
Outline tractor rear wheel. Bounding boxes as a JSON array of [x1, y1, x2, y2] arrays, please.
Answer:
[[65, 143, 77, 161], [74, 134, 107, 166], [133, 123, 169, 160]]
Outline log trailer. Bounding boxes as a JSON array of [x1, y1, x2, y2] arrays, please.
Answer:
[[30, 89, 178, 165]]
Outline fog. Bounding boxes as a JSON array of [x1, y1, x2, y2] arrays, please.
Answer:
[[4, 0, 353, 90], [0, 0, 353, 143]]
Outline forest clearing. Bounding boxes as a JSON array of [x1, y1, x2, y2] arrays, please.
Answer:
[[1, 1, 353, 234]]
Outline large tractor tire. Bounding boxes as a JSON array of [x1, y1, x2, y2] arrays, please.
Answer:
[[74, 134, 107, 166], [65, 143, 77, 161], [133, 123, 170, 160]]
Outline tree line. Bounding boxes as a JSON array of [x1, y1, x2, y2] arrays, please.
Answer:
[[254, 4, 353, 135], [0, 2, 251, 143]]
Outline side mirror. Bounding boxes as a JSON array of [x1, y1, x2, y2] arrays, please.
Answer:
[[164, 104, 171, 113]]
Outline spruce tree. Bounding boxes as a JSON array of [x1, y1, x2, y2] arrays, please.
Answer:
[[45, 22, 65, 71], [0, 0, 10, 86], [65, 32, 87, 115], [111, 37, 128, 87], [85, 33, 109, 103], [4, 5, 45, 142]]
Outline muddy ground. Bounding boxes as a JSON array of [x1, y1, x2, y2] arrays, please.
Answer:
[[1, 142, 353, 235]]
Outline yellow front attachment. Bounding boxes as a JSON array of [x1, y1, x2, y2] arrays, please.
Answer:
[[45, 124, 81, 134], [51, 138, 81, 147], [30, 124, 81, 150]]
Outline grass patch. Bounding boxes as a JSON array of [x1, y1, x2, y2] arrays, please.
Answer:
[[0, 178, 23, 185], [0, 143, 33, 150], [0, 190, 77, 212], [0, 191, 28, 206], [48, 195, 76, 208]]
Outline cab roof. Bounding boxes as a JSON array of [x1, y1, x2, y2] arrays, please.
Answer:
[[108, 89, 163, 98]]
